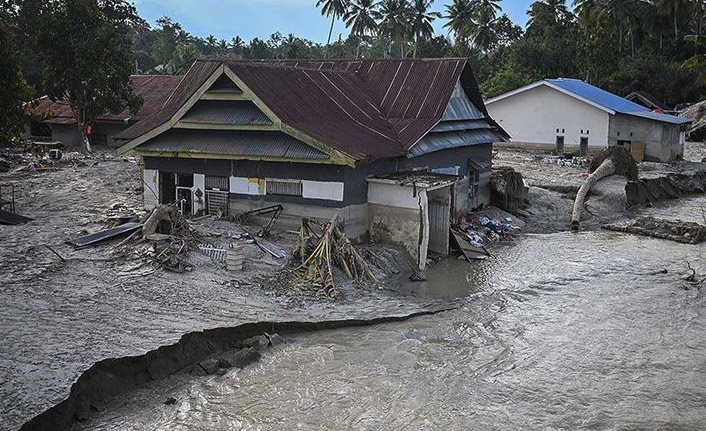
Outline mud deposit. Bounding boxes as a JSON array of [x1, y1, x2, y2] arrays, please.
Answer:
[[76, 231, 706, 431]]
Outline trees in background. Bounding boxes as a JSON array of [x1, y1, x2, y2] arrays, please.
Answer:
[[0, 19, 32, 147], [39, 0, 142, 152]]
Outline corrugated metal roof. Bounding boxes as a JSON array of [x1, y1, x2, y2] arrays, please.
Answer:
[[140, 129, 329, 160], [442, 81, 485, 121], [119, 59, 507, 161], [181, 100, 271, 125], [547, 79, 691, 125], [26, 75, 182, 125], [619, 110, 692, 125], [408, 129, 502, 158], [431, 120, 491, 133]]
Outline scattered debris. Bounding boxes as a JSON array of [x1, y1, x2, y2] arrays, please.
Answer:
[[198, 244, 227, 262], [67, 222, 143, 247], [164, 397, 177, 406], [0, 208, 34, 225], [603, 217, 706, 244], [241, 204, 283, 237], [226, 245, 244, 272]]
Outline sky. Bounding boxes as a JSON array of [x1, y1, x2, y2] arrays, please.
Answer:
[[132, 0, 535, 43]]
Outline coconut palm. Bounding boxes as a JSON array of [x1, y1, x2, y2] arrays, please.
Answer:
[[410, 0, 442, 57], [345, 0, 379, 58], [230, 36, 244, 58], [597, 0, 643, 54], [374, 0, 411, 57], [444, 0, 473, 47], [654, 0, 691, 40], [527, 0, 569, 27], [317, 0, 350, 58], [473, 0, 502, 18], [470, 4, 499, 52]]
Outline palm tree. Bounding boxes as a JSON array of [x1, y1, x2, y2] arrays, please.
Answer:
[[410, 0, 441, 57], [654, 0, 691, 40], [230, 36, 244, 58], [573, 0, 600, 28], [345, 0, 379, 58], [470, 4, 499, 52], [597, 0, 642, 54], [472, 0, 502, 18], [317, 0, 350, 58], [374, 0, 411, 57], [444, 0, 473, 47]]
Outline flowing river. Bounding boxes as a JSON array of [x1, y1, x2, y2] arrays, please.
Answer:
[[79, 200, 706, 431]]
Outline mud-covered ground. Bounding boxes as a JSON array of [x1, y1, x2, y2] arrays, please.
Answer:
[[495, 142, 706, 233], [0, 152, 450, 431]]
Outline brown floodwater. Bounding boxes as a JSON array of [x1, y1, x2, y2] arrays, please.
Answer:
[[77, 213, 706, 431]]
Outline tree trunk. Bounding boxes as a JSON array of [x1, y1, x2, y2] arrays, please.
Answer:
[[571, 159, 616, 230], [324, 13, 335, 59], [355, 42, 361, 59], [400, 40, 404, 58], [674, 6, 678, 41], [413, 36, 418, 58]]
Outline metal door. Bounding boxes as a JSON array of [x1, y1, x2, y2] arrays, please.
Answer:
[[428, 196, 450, 255], [579, 137, 589, 157]]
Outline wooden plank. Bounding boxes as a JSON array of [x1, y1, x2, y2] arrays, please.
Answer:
[[451, 229, 489, 262]]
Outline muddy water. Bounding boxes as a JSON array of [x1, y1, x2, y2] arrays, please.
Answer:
[[81, 228, 706, 431]]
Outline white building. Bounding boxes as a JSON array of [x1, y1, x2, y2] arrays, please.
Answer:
[[485, 79, 691, 162]]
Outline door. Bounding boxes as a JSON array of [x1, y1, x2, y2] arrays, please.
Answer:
[[468, 162, 480, 210], [579, 137, 589, 157], [427, 187, 451, 255], [555, 136, 565, 155], [159, 172, 176, 204]]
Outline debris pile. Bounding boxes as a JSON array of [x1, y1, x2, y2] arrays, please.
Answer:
[[681, 100, 706, 141], [292, 217, 377, 297], [113, 204, 202, 274], [491, 166, 529, 214], [451, 214, 521, 261], [603, 217, 706, 244], [192, 332, 282, 376]]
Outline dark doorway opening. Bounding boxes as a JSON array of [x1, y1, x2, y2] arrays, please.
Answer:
[[579, 137, 589, 157], [159, 172, 176, 205], [555, 135, 565, 155]]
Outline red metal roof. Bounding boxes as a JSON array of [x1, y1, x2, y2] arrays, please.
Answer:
[[117, 58, 504, 161], [25, 75, 182, 126]]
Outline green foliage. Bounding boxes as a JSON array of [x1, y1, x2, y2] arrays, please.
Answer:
[[38, 0, 142, 151], [0, 20, 33, 147]]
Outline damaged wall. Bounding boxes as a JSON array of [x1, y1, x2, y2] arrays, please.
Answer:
[[608, 114, 684, 162]]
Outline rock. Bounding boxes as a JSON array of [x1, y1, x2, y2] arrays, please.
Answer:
[[241, 335, 269, 350], [219, 348, 261, 369], [164, 397, 177, 405], [265, 333, 282, 347], [197, 358, 221, 375], [491, 166, 529, 214]]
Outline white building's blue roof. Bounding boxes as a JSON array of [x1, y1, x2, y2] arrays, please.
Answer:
[[487, 78, 691, 125], [546, 79, 691, 125]]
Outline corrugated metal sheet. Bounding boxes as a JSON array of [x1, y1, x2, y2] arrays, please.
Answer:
[[140, 129, 329, 160], [619, 110, 692, 125], [181, 100, 271, 125], [409, 130, 502, 158], [431, 120, 490, 133], [442, 81, 485, 121], [119, 59, 508, 160], [27, 75, 182, 126]]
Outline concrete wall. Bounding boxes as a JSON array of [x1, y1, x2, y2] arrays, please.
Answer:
[[608, 114, 683, 162], [486, 85, 610, 148], [50, 124, 81, 147], [368, 182, 423, 265]]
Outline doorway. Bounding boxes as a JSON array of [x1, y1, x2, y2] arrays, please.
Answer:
[[579, 137, 589, 157], [555, 135, 565, 155], [159, 172, 176, 205], [427, 186, 451, 255]]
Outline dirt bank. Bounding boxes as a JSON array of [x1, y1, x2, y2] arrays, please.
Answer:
[[0, 152, 452, 431]]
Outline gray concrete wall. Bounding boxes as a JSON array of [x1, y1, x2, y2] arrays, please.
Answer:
[[608, 114, 683, 162], [368, 203, 421, 262], [50, 125, 81, 148]]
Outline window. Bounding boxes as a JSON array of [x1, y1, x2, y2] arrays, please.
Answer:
[[205, 176, 229, 190], [266, 179, 302, 197]]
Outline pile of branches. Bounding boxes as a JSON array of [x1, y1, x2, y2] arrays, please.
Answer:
[[292, 217, 377, 297], [588, 145, 638, 180]]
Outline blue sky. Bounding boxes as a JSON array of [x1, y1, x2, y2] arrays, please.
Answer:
[[133, 0, 535, 43]]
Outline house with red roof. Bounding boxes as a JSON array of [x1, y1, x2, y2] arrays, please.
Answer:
[[23, 75, 182, 148], [115, 58, 507, 270]]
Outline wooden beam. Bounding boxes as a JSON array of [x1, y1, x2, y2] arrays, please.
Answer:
[[200, 92, 249, 101], [174, 121, 275, 131], [135, 149, 348, 166]]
